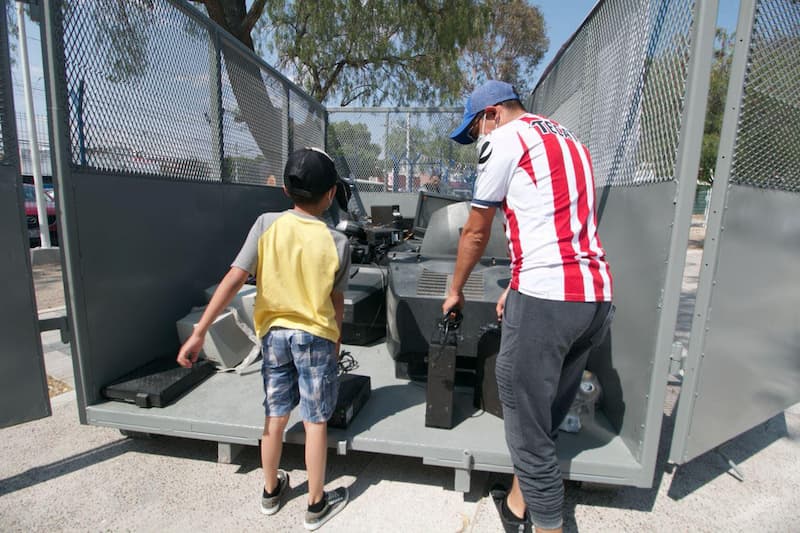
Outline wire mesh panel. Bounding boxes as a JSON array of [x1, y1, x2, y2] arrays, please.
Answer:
[[61, 0, 221, 179], [327, 107, 475, 197], [530, 0, 694, 188], [290, 88, 325, 164], [669, 0, 800, 465], [219, 39, 288, 186], [730, 0, 800, 192], [56, 0, 321, 185]]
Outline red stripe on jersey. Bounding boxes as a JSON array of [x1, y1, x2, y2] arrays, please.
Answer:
[[568, 140, 605, 300], [583, 145, 613, 296], [542, 133, 585, 300], [517, 133, 536, 186], [503, 201, 523, 292]]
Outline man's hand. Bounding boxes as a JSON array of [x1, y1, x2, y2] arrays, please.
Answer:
[[495, 286, 510, 322], [442, 290, 465, 316], [177, 333, 204, 368]]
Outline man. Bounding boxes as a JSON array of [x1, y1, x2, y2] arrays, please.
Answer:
[[443, 80, 614, 533]]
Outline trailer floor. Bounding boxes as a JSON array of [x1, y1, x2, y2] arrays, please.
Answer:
[[86, 342, 642, 489]]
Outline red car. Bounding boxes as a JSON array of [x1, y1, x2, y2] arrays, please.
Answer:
[[24, 183, 58, 247]]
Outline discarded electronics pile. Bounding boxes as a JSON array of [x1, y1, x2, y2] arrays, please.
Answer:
[[101, 182, 601, 432]]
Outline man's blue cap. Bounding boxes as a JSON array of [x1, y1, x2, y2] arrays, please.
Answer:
[[450, 80, 520, 145]]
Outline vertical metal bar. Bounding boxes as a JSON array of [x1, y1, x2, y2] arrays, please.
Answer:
[[209, 27, 225, 181], [41, 0, 91, 422], [17, 1, 51, 247], [669, 0, 758, 465], [637, 0, 720, 486], [0, 0, 19, 166], [286, 83, 293, 155]]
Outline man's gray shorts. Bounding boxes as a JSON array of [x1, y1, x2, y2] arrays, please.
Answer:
[[496, 290, 613, 530]]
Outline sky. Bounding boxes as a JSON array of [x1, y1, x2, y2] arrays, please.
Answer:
[[532, 1, 741, 81]]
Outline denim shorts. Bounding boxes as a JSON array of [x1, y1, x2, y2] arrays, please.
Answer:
[[261, 328, 339, 423]]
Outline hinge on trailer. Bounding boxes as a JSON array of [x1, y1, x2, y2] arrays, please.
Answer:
[[669, 341, 686, 376]]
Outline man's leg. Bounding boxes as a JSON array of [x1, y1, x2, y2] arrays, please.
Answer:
[[262, 415, 290, 492], [497, 292, 596, 531], [304, 420, 328, 505]]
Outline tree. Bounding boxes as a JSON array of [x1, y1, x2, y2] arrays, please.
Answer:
[[257, 0, 488, 106], [698, 28, 734, 184], [460, 0, 548, 97], [326, 120, 382, 180]]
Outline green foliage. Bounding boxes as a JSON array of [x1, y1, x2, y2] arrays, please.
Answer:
[[460, 0, 548, 97], [698, 28, 734, 184], [258, 0, 488, 106], [327, 120, 382, 179]]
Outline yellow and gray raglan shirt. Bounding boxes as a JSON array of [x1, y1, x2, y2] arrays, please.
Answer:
[[231, 210, 351, 343]]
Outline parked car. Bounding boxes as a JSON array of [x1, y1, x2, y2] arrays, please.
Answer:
[[24, 183, 58, 247]]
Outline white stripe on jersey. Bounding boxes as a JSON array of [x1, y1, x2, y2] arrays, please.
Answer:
[[470, 113, 613, 302]]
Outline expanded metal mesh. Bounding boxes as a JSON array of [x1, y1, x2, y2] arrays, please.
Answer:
[[730, 0, 800, 192], [530, 0, 694, 188], [290, 88, 325, 160], [219, 40, 287, 186], [327, 108, 475, 196], [57, 0, 321, 184], [0, 0, 9, 163]]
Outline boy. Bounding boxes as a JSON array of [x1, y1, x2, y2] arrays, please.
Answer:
[[177, 147, 351, 531]]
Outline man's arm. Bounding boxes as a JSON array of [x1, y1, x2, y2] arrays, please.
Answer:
[[177, 266, 250, 367], [442, 206, 496, 314]]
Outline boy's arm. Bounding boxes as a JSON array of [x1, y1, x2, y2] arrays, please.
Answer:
[[331, 289, 344, 359], [177, 266, 250, 368]]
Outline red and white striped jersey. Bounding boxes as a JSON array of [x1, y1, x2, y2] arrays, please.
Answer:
[[471, 113, 613, 302]]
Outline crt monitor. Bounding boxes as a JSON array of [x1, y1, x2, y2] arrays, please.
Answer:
[[413, 191, 464, 237]]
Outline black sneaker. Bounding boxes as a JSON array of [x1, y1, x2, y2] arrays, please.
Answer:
[[260, 470, 290, 515], [303, 486, 349, 531], [490, 484, 532, 533]]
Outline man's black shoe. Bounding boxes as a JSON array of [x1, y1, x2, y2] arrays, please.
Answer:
[[490, 484, 532, 533]]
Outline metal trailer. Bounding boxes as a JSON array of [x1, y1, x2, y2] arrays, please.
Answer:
[[1, 0, 798, 493]]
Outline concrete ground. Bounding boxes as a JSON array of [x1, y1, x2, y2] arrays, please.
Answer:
[[2, 228, 799, 532]]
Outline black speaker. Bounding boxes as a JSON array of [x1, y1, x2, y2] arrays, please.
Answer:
[[425, 312, 462, 429], [474, 326, 503, 419]]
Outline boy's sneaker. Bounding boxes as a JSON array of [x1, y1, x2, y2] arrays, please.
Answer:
[[260, 470, 290, 515], [303, 486, 349, 531]]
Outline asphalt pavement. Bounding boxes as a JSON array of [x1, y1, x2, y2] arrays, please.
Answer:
[[2, 243, 798, 532]]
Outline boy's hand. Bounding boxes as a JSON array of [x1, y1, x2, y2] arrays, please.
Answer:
[[177, 333, 204, 368]]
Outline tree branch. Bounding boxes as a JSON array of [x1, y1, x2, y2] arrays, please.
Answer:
[[243, 0, 267, 33]]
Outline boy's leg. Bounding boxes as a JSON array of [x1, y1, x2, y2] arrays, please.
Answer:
[[262, 414, 291, 492], [303, 420, 328, 505]]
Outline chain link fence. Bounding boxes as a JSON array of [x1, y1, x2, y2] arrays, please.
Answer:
[[730, 0, 799, 192], [56, 0, 323, 185], [530, 0, 694, 188], [327, 107, 476, 197]]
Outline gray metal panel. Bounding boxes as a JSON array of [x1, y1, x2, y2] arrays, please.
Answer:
[[588, 183, 675, 458], [672, 186, 800, 463], [0, 0, 52, 427], [66, 172, 290, 410], [86, 341, 645, 486], [670, 0, 800, 463]]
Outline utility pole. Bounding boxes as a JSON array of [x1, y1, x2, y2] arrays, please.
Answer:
[[17, 1, 50, 247]]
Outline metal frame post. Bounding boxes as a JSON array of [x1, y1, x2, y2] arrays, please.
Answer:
[[669, 0, 759, 464], [41, 0, 91, 422], [637, 0, 719, 486]]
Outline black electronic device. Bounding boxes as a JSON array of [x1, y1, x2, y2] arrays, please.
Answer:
[[425, 311, 462, 429], [342, 265, 387, 345], [474, 326, 503, 419], [329, 373, 371, 429], [102, 357, 215, 408]]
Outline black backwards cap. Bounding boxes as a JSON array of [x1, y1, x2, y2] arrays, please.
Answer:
[[284, 147, 339, 199]]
